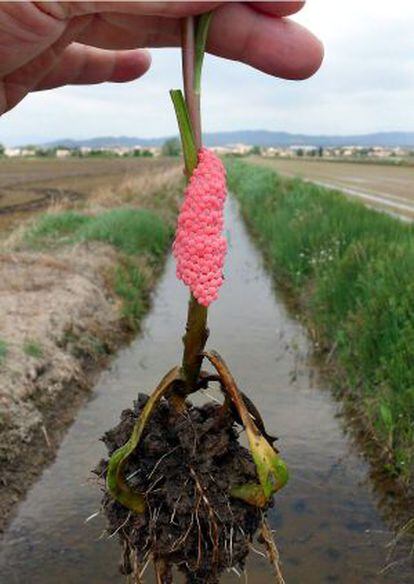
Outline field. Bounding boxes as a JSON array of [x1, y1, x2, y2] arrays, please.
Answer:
[[256, 157, 414, 220], [227, 159, 414, 488], [0, 157, 180, 232]]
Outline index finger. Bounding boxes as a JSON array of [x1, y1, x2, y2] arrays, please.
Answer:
[[209, 2, 323, 79], [40, 1, 223, 19], [73, 1, 323, 80], [249, 1, 306, 17]]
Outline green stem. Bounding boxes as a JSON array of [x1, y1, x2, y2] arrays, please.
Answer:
[[181, 295, 208, 393], [170, 15, 213, 393], [169, 89, 207, 393]]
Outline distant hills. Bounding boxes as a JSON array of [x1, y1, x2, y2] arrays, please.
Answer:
[[43, 130, 414, 149]]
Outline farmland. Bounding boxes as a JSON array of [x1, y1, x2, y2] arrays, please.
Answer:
[[257, 157, 414, 220], [0, 157, 180, 232]]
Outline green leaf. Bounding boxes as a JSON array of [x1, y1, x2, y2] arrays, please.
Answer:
[[194, 12, 213, 94], [169, 89, 197, 175], [106, 366, 181, 513], [204, 350, 289, 507], [379, 403, 393, 430]]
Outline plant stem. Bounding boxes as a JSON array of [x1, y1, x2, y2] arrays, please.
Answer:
[[180, 16, 209, 393], [181, 296, 208, 392], [181, 17, 201, 150]]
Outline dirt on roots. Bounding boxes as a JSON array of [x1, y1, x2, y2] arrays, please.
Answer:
[[98, 394, 270, 583]]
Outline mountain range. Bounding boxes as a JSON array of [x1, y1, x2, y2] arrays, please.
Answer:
[[43, 130, 414, 149]]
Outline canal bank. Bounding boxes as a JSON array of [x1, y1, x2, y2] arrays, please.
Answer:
[[0, 199, 412, 582]]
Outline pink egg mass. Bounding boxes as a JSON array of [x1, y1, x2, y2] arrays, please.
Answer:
[[172, 148, 227, 306]]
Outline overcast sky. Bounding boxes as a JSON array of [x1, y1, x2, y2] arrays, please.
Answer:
[[2, 0, 414, 145]]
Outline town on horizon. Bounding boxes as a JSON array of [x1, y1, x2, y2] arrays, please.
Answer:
[[2, 142, 413, 163]]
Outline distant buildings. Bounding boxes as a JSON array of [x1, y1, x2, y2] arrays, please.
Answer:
[[56, 149, 71, 158], [213, 143, 413, 159], [211, 143, 254, 156], [1, 143, 413, 160], [1, 145, 160, 158], [4, 147, 21, 157], [242, 144, 413, 160], [4, 147, 37, 157]]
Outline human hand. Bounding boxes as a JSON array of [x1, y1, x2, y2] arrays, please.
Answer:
[[0, 1, 323, 115]]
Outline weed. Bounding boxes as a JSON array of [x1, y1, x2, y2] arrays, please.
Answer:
[[25, 211, 91, 247], [25, 208, 172, 262], [23, 203, 174, 341], [114, 259, 148, 329], [228, 159, 414, 482], [77, 208, 172, 260], [0, 339, 7, 364], [23, 339, 44, 359]]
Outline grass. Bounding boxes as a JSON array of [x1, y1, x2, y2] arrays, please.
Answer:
[[25, 208, 172, 261], [227, 159, 414, 484], [12, 162, 183, 335], [25, 211, 91, 241], [114, 259, 148, 328], [24, 207, 174, 330], [0, 339, 7, 364], [62, 330, 109, 360], [23, 339, 44, 359]]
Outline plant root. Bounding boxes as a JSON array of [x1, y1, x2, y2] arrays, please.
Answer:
[[97, 394, 271, 583], [259, 516, 286, 584]]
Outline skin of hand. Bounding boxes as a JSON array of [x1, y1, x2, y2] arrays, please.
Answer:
[[0, 1, 323, 115]]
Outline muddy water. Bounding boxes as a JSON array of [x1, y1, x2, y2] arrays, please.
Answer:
[[0, 199, 411, 583]]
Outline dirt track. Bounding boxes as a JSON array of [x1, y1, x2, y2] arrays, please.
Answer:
[[258, 158, 414, 219]]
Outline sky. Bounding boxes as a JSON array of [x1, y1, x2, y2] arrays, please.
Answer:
[[2, 0, 414, 145]]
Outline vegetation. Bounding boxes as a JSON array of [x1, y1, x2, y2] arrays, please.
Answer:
[[113, 259, 147, 327], [23, 339, 44, 359], [161, 137, 181, 157], [25, 208, 171, 259], [0, 339, 7, 364], [25, 211, 91, 242], [24, 208, 173, 329], [101, 17, 288, 584], [227, 159, 414, 484], [131, 149, 153, 158]]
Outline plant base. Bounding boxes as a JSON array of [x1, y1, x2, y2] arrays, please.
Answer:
[[97, 393, 270, 583]]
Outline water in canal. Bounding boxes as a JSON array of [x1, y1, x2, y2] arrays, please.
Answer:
[[0, 199, 411, 583]]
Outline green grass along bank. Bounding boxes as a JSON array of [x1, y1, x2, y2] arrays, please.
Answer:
[[227, 160, 414, 491], [24, 207, 173, 329]]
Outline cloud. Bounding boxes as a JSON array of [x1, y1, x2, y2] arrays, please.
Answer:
[[1, 0, 414, 144]]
